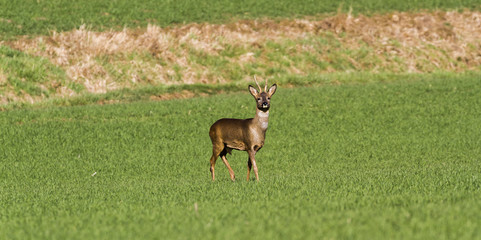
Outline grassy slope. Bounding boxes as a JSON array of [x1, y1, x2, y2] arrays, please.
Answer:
[[3, 72, 479, 110], [1, 74, 480, 239], [1, 0, 480, 39], [0, 46, 74, 98], [1, 0, 481, 107]]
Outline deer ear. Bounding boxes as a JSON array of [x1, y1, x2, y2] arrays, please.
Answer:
[[267, 84, 277, 96], [248, 85, 259, 97]]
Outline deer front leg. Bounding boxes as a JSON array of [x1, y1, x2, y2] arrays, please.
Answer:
[[247, 157, 252, 181], [248, 150, 259, 181]]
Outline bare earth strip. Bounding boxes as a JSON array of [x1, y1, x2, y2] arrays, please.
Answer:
[[3, 10, 481, 104]]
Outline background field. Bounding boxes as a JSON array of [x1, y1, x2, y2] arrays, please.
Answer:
[[1, 74, 481, 239], [1, 0, 481, 107], [1, 0, 481, 39]]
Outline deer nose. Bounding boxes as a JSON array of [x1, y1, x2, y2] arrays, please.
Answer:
[[262, 102, 269, 108]]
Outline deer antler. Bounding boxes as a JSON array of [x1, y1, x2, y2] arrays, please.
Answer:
[[264, 78, 268, 92], [254, 75, 262, 92]]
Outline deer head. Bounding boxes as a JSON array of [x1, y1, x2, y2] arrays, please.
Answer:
[[248, 76, 277, 111]]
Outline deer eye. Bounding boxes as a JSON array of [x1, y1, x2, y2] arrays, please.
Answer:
[[267, 97, 270, 100], [257, 98, 261, 101]]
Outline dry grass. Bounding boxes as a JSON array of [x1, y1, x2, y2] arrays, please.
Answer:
[[3, 10, 481, 104]]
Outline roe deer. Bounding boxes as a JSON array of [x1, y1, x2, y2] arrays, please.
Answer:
[[209, 77, 277, 181]]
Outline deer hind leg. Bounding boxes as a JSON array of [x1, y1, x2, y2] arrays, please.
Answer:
[[220, 148, 235, 181], [210, 144, 223, 181], [248, 150, 259, 181]]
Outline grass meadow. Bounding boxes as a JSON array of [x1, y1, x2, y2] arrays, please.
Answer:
[[1, 0, 480, 39], [1, 73, 480, 239]]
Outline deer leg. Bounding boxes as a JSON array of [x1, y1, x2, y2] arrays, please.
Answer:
[[210, 145, 223, 181], [209, 153, 217, 181], [247, 157, 252, 181], [248, 150, 259, 181], [221, 153, 236, 181]]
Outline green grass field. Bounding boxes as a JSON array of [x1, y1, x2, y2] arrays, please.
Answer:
[[1, 0, 480, 39], [1, 74, 480, 239]]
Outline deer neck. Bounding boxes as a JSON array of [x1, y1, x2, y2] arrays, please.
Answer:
[[254, 108, 269, 131]]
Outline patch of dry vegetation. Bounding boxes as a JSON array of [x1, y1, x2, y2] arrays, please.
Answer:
[[3, 10, 481, 104]]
